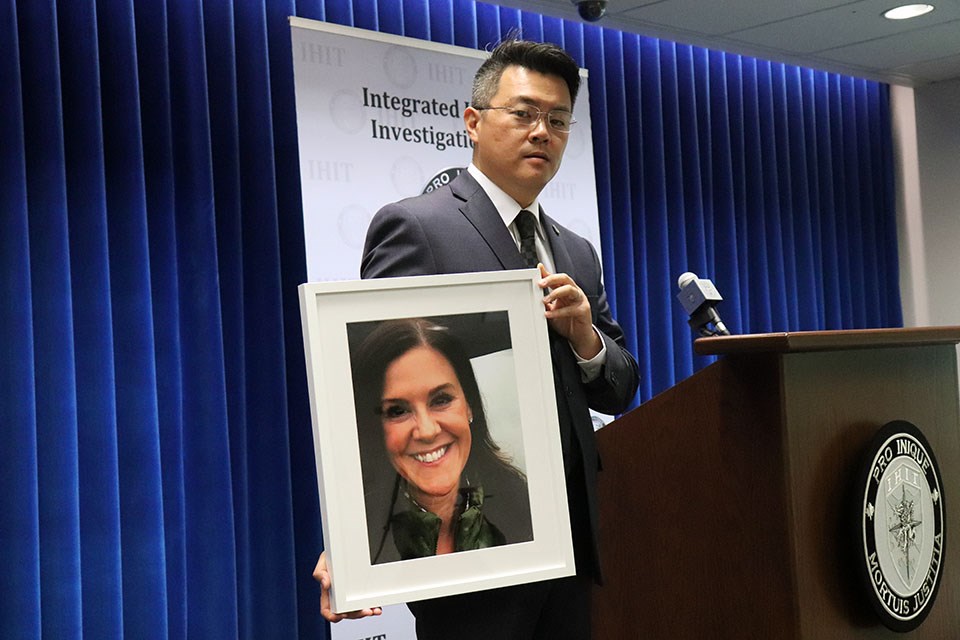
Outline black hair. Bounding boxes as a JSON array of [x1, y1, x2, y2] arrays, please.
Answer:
[[471, 38, 581, 109]]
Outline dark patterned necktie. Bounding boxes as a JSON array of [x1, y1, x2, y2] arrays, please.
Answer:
[[515, 209, 539, 268]]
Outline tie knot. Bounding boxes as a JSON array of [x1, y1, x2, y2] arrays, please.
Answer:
[[515, 210, 539, 268], [516, 209, 537, 238]]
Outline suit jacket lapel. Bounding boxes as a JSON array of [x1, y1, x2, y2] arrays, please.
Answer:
[[451, 171, 525, 270], [541, 209, 574, 275]]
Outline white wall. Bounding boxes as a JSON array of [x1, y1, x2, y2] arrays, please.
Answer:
[[894, 79, 960, 328], [891, 85, 928, 327], [894, 78, 960, 385], [914, 78, 960, 327]]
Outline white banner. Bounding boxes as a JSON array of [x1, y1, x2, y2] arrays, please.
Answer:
[[290, 17, 602, 639]]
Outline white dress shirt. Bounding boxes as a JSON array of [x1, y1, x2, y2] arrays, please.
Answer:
[[466, 164, 607, 381]]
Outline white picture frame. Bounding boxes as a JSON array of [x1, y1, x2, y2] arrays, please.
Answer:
[[298, 269, 574, 613]]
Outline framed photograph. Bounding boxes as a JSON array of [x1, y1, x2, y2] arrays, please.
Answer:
[[299, 269, 574, 613]]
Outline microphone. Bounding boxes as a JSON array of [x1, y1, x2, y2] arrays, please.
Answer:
[[676, 272, 731, 337]]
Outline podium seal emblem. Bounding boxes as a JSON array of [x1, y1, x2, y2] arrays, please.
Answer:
[[855, 420, 946, 632]]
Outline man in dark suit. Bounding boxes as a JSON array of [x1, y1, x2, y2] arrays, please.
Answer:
[[316, 38, 639, 639]]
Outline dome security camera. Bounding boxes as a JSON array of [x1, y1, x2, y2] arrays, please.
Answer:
[[572, 0, 608, 22]]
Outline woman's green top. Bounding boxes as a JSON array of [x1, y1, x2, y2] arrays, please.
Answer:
[[390, 485, 506, 560]]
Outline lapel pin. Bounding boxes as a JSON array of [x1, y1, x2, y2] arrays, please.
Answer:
[[552, 224, 560, 236]]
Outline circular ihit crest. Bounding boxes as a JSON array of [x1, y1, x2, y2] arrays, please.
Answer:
[[854, 420, 946, 632], [422, 167, 464, 194]]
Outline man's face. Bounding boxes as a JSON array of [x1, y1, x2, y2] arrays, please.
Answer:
[[465, 65, 572, 208]]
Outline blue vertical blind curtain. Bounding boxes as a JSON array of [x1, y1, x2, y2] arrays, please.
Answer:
[[0, 0, 900, 638]]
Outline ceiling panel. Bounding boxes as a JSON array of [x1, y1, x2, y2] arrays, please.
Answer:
[[821, 21, 960, 68], [728, 0, 960, 54], [895, 51, 960, 83], [499, 0, 960, 85], [615, 0, 852, 36]]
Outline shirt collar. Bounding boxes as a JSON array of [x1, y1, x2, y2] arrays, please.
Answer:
[[467, 164, 543, 233]]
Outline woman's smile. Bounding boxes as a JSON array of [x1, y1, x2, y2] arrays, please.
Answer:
[[411, 443, 450, 464]]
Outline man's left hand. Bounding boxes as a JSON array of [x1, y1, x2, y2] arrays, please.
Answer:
[[538, 264, 602, 360]]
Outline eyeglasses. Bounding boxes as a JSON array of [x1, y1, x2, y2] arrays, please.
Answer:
[[476, 105, 576, 133]]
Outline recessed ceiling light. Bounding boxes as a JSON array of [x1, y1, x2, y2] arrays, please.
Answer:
[[883, 4, 935, 20]]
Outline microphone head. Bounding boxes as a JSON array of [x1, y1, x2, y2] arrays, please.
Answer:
[[677, 272, 698, 290], [676, 273, 723, 315], [675, 272, 731, 337]]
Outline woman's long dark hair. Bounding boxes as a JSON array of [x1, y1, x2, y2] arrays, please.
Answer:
[[350, 317, 525, 561]]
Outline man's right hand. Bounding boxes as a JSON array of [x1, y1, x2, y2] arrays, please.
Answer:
[[314, 552, 383, 623]]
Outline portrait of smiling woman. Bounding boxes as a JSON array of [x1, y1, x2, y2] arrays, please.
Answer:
[[349, 315, 533, 565]]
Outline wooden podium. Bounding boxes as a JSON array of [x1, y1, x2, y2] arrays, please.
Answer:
[[593, 327, 960, 639]]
